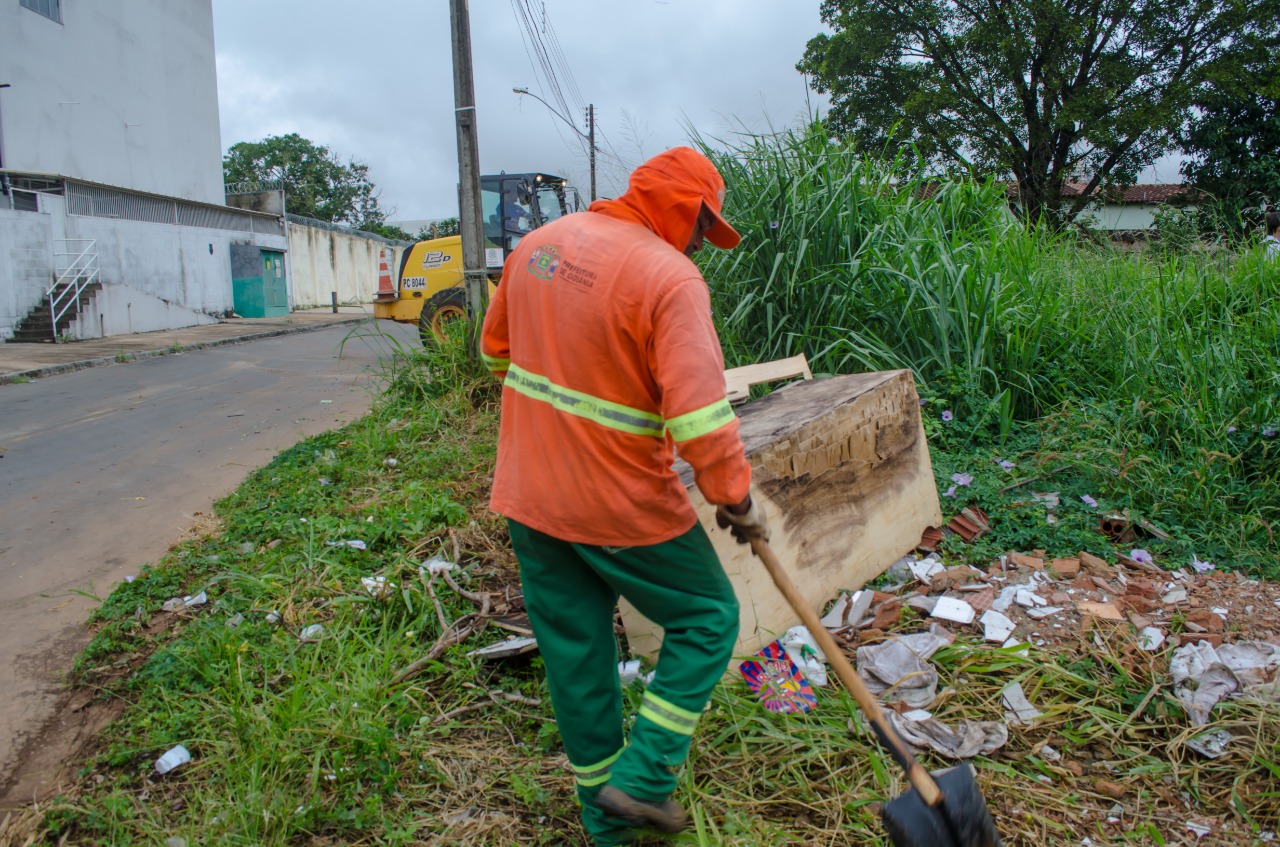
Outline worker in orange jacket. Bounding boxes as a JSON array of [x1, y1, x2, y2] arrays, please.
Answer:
[[480, 147, 769, 845]]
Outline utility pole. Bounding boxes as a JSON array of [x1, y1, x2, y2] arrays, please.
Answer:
[[449, 0, 488, 343], [586, 104, 596, 202]]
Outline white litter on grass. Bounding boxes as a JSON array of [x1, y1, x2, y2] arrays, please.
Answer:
[[617, 659, 653, 686], [361, 576, 395, 599], [1185, 729, 1234, 759], [930, 596, 975, 625], [821, 590, 874, 630], [154, 745, 191, 775], [421, 554, 456, 575], [856, 639, 938, 709], [1001, 637, 1029, 655], [326, 539, 367, 550], [1138, 627, 1165, 651], [1171, 640, 1280, 725], [1186, 821, 1212, 839], [300, 624, 325, 641], [226, 613, 245, 629], [265, 610, 281, 624], [383, 458, 398, 468], [887, 711, 1008, 759], [184, 591, 207, 607], [1039, 744, 1061, 762], [1001, 681, 1043, 724], [902, 709, 933, 721], [981, 610, 1016, 643], [782, 626, 829, 686]]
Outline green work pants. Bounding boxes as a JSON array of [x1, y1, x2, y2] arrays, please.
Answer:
[[508, 519, 740, 847]]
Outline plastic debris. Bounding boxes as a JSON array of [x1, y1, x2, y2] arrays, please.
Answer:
[[1039, 744, 1061, 762], [888, 711, 1008, 759], [739, 640, 817, 713], [930, 596, 975, 624], [981, 610, 1016, 642], [184, 591, 207, 607], [300, 624, 325, 641], [1137, 627, 1165, 650], [265, 610, 281, 624], [1186, 821, 1212, 839], [617, 659, 653, 687], [361, 576, 395, 599], [1001, 681, 1042, 724], [821, 589, 873, 630], [1185, 728, 1233, 759], [421, 554, 456, 575], [326, 539, 367, 550], [383, 458, 398, 468], [1169, 640, 1280, 724], [782, 626, 829, 686], [467, 636, 538, 660], [161, 597, 185, 612], [226, 613, 245, 629], [856, 638, 938, 709], [155, 744, 191, 775]]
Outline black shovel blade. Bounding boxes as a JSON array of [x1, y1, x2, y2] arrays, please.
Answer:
[[881, 763, 1002, 847]]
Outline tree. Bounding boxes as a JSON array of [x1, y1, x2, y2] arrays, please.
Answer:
[[1179, 33, 1280, 234], [799, 0, 1280, 228], [223, 133, 390, 229], [418, 217, 460, 240]]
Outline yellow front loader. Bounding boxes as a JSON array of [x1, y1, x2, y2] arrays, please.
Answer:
[[374, 172, 580, 344]]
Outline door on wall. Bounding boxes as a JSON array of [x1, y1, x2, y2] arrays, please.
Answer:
[[263, 251, 287, 312]]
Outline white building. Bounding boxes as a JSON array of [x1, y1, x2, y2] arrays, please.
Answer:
[[0, 0, 290, 342]]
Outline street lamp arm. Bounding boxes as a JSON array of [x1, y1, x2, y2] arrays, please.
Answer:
[[512, 87, 587, 141]]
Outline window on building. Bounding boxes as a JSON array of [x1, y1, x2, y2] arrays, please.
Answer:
[[20, 0, 62, 23]]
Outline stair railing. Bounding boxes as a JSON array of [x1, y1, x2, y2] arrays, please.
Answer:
[[49, 239, 100, 340]]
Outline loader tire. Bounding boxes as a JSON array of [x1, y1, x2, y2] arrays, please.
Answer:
[[418, 288, 468, 346]]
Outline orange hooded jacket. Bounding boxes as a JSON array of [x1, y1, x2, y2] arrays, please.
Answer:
[[480, 147, 752, 547]]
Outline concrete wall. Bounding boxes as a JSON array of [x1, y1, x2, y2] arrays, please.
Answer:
[[0, 207, 53, 341], [0, 0, 224, 204], [288, 221, 408, 308], [0, 193, 288, 341]]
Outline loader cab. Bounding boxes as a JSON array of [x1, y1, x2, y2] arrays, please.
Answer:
[[481, 172, 580, 268]]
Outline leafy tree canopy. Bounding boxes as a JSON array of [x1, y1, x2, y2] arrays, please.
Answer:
[[1179, 32, 1280, 233], [223, 133, 389, 229], [799, 0, 1280, 228]]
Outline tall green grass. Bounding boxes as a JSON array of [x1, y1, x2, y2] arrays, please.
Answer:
[[699, 129, 1280, 569]]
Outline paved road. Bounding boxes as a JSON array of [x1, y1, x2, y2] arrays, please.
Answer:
[[0, 320, 419, 796]]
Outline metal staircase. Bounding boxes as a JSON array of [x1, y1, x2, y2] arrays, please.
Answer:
[[9, 240, 101, 342]]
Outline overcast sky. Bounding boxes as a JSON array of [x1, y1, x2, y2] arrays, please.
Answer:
[[212, 1, 832, 224]]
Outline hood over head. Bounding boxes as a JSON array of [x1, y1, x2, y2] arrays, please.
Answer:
[[589, 147, 740, 253]]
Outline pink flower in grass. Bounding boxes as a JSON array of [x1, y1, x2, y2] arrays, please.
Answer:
[[943, 485, 957, 498], [997, 459, 1016, 470], [1080, 495, 1098, 508], [951, 473, 973, 486], [941, 410, 953, 422]]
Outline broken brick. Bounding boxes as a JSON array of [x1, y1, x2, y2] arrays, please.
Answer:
[[1177, 632, 1224, 648], [1094, 779, 1127, 799], [870, 601, 902, 630], [1009, 552, 1045, 570], [1079, 601, 1124, 622], [1078, 551, 1112, 575], [1185, 610, 1225, 634], [1049, 557, 1081, 578]]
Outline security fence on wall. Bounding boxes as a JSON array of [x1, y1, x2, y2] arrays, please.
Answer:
[[63, 179, 285, 236]]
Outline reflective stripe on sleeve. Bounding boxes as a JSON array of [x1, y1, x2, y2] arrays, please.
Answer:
[[571, 747, 625, 787], [482, 352, 511, 373], [504, 364, 665, 437], [665, 398, 735, 443], [637, 692, 700, 737]]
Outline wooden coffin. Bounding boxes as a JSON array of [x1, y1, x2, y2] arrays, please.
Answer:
[[619, 370, 942, 663]]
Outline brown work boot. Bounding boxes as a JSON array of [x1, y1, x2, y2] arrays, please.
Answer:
[[594, 785, 689, 833]]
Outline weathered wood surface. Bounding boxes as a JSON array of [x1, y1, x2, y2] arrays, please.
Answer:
[[620, 370, 942, 663]]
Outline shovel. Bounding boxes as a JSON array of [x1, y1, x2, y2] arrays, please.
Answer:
[[749, 536, 1003, 847]]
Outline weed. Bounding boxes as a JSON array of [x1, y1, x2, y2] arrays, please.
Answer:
[[114, 349, 134, 363]]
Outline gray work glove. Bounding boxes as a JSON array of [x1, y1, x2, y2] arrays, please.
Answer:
[[714, 497, 770, 545]]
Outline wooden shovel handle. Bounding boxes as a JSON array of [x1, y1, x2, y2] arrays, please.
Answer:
[[750, 536, 943, 807]]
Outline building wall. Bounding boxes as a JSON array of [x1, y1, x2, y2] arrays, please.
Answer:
[[288, 220, 408, 308], [0, 207, 53, 341], [0, 193, 287, 341], [0, 0, 224, 204]]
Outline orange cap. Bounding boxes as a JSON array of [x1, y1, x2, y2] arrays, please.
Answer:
[[631, 147, 741, 250]]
